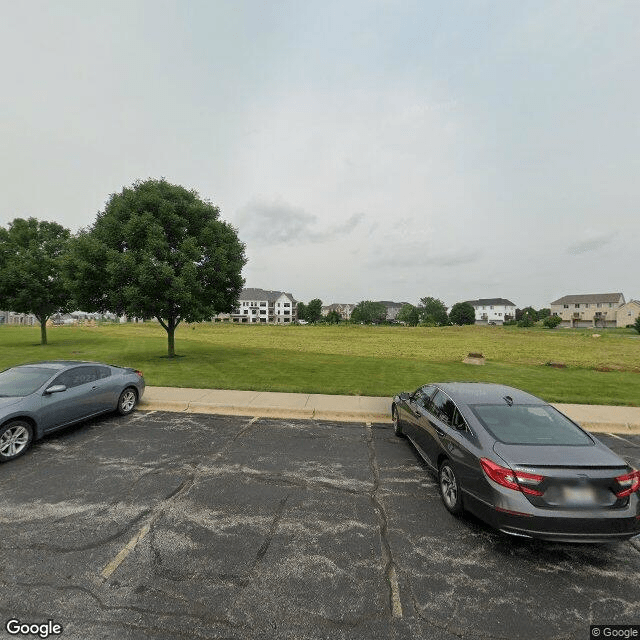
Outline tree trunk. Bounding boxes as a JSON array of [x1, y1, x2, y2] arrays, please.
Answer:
[[167, 321, 175, 358], [158, 315, 181, 357], [38, 316, 48, 345]]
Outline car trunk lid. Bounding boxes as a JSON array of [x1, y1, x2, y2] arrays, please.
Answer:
[[493, 442, 629, 509]]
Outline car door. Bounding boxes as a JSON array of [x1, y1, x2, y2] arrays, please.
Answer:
[[408, 385, 438, 466], [429, 392, 481, 490], [39, 366, 102, 431]]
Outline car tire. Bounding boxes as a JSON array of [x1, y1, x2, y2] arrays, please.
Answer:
[[117, 387, 138, 415], [0, 420, 34, 462], [392, 406, 404, 437], [439, 460, 463, 516]]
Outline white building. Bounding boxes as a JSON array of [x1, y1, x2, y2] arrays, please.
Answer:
[[214, 288, 298, 324], [466, 298, 516, 325]]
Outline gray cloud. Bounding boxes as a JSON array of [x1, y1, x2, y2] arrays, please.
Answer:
[[236, 200, 364, 244], [372, 243, 482, 269], [567, 232, 616, 255]]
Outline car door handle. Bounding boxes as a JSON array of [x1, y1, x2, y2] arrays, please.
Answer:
[[414, 411, 421, 418], [435, 428, 445, 437]]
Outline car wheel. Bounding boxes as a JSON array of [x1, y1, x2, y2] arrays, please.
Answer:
[[0, 421, 34, 462], [117, 387, 138, 415], [439, 460, 463, 515], [392, 406, 404, 437]]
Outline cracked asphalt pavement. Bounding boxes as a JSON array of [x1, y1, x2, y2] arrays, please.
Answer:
[[0, 411, 639, 639]]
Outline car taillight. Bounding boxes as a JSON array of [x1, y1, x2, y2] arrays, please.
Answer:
[[480, 458, 544, 496], [135, 370, 143, 378], [615, 470, 640, 498]]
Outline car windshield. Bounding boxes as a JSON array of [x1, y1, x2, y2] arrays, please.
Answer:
[[0, 367, 57, 397], [470, 404, 593, 445]]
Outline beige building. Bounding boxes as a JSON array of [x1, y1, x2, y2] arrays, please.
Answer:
[[321, 303, 355, 320], [550, 293, 625, 328], [617, 300, 640, 328]]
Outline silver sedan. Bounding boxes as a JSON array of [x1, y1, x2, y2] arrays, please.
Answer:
[[0, 361, 145, 462]]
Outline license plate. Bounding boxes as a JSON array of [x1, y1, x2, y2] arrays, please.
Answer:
[[561, 485, 597, 506]]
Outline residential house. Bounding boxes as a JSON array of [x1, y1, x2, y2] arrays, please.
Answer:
[[550, 293, 625, 328], [0, 311, 38, 326], [616, 300, 640, 328], [321, 303, 355, 320], [214, 288, 298, 324], [465, 299, 516, 325], [378, 301, 411, 321]]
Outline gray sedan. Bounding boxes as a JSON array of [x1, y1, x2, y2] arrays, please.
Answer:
[[392, 382, 640, 543], [0, 361, 145, 462]]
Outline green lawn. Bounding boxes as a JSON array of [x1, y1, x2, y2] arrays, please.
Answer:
[[1, 323, 639, 406]]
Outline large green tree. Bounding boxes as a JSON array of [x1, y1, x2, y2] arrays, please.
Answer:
[[351, 300, 387, 324], [397, 304, 420, 326], [67, 179, 246, 357], [0, 218, 71, 345], [305, 299, 323, 323], [449, 301, 476, 326], [418, 296, 449, 326]]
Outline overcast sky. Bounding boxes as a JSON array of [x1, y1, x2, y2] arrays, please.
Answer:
[[2, 1, 638, 309]]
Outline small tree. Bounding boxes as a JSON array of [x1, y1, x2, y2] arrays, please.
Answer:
[[305, 299, 323, 323], [325, 309, 341, 324], [351, 300, 388, 324], [634, 315, 640, 334], [0, 218, 71, 345], [543, 315, 562, 329], [297, 301, 307, 321], [67, 179, 246, 357], [397, 304, 420, 326], [449, 302, 476, 326], [418, 296, 449, 326]]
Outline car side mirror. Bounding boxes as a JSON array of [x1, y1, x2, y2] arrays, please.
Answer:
[[400, 392, 411, 402], [44, 384, 67, 395]]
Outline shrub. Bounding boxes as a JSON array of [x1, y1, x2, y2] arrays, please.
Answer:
[[543, 315, 562, 329], [635, 316, 640, 334]]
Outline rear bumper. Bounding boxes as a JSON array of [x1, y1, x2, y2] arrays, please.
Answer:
[[464, 490, 640, 543]]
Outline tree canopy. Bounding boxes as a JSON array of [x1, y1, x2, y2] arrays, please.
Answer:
[[351, 300, 387, 324], [305, 299, 323, 323], [448, 301, 476, 325], [397, 304, 420, 326], [67, 179, 246, 357], [418, 296, 449, 326], [0, 217, 71, 344]]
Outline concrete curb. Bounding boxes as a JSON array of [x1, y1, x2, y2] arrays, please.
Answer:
[[138, 388, 640, 434]]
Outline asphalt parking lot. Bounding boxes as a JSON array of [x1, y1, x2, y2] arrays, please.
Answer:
[[0, 411, 639, 640]]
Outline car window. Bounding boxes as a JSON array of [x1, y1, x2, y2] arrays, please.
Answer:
[[96, 366, 111, 379], [431, 390, 456, 425], [52, 366, 100, 389], [451, 408, 467, 430], [413, 385, 435, 410], [470, 404, 592, 445], [0, 366, 57, 396]]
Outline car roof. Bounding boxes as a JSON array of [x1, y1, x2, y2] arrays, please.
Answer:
[[432, 382, 546, 406], [17, 361, 105, 370]]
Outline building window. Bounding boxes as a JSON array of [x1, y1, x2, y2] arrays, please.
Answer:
[[564, 304, 569, 309], [260, 302, 266, 306], [597, 303, 602, 308], [575, 304, 580, 308], [585, 304, 589, 308]]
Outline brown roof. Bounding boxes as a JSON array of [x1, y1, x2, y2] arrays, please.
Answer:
[[551, 293, 624, 305]]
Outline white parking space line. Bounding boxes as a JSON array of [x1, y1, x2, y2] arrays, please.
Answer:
[[100, 515, 157, 580]]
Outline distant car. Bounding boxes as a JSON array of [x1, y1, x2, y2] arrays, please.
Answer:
[[0, 361, 145, 462], [392, 382, 640, 543]]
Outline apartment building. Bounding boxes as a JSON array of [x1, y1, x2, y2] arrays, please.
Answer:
[[214, 288, 298, 324], [466, 298, 516, 325], [550, 293, 625, 328]]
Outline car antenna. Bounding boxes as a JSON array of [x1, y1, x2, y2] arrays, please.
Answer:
[[503, 395, 513, 406]]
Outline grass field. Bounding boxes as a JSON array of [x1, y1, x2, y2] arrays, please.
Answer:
[[1, 323, 639, 405]]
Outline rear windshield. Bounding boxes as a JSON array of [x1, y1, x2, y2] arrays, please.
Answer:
[[0, 367, 57, 397], [470, 404, 593, 445]]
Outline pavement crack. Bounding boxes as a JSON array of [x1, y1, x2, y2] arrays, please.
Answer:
[[252, 494, 289, 569], [365, 422, 403, 618]]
